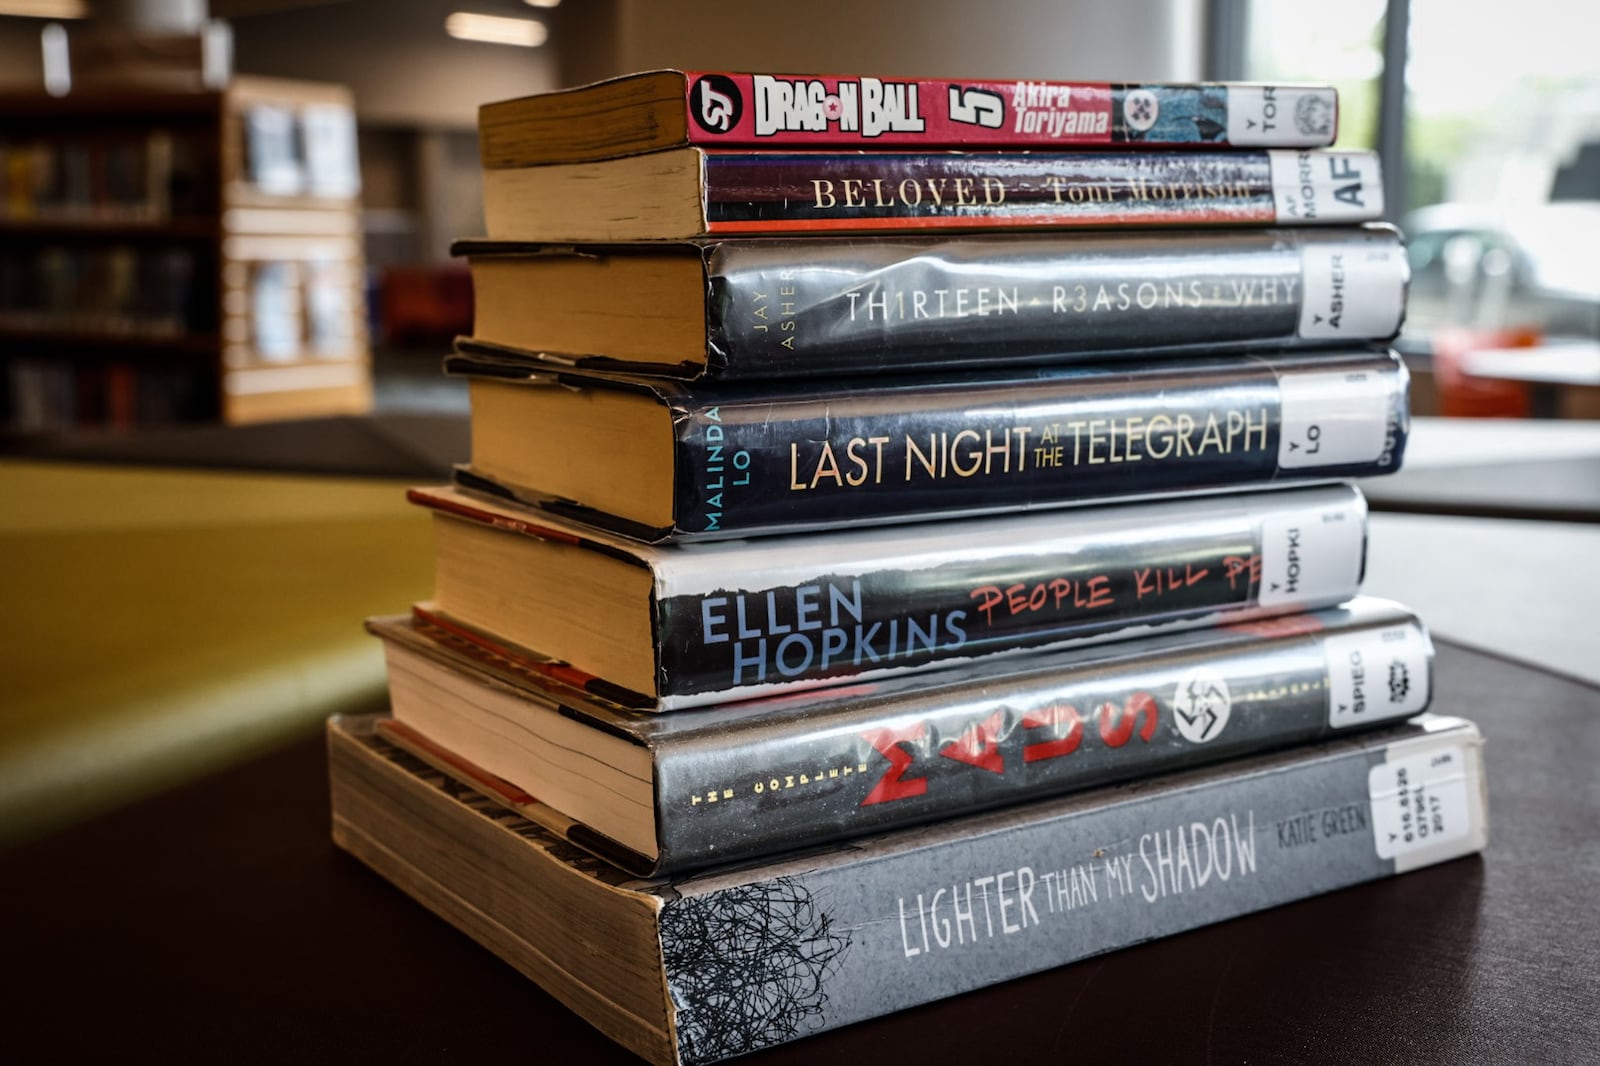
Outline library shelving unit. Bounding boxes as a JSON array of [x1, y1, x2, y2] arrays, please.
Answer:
[[0, 75, 372, 431]]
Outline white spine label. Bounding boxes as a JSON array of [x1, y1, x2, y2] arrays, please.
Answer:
[[1369, 745, 1472, 861], [1323, 624, 1432, 728], [1227, 87, 1337, 147], [1268, 150, 1383, 223], [1297, 241, 1406, 340], [1277, 368, 1394, 469], [1257, 501, 1364, 608]]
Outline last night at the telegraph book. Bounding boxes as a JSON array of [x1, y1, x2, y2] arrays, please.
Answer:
[[451, 347, 1407, 541]]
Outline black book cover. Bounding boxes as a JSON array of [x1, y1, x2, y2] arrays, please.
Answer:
[[452, 348, 1408, 541]]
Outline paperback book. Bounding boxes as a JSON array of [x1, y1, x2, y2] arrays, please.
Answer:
[[480, 148, 1384, 242], [370, 597, 1435, 875], [409, 482, 1371, 709], [455, 223, 1408, 379], [329, 712, 1488, 1066], [478, 70, 1340, 165], [452, 347, 1409, 540]]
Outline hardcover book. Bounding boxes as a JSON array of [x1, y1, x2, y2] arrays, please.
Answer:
[[408, 482, 1371, 709], [370, 597, 1436, 875], [480, 147, 1384, 242], [478, 71, 1340, 166], [452, 347, 1409, 540], [328, 712, 1488, 1066], [455, 224, 1409, 379]]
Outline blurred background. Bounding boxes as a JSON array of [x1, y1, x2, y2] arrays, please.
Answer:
[[2, 0, 1596, 429], [1, 0, 1595, 846]]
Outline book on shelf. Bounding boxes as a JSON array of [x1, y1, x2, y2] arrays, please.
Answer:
[[329, 711, 1488, 1066], [249, 261, 303, 361], [370, 596, 1435, 876], [243, 103, 305, 197], [408, 481, 1370, 710], [478, 71, 1340, 166], [479, 147, 1383, 242], [455, 224, 1408, 379], [2, 357, 210, 430], [451, 347, 1408, 540], [298, 102, 361, 200], [0, 243, 205, 340], [0, 129, 196, 223]]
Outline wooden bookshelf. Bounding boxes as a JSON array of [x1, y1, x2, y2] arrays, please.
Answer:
[[0, 76, 372, 431]]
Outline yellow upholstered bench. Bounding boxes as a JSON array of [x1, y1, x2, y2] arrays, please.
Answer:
[[0, 460, 433, 846]]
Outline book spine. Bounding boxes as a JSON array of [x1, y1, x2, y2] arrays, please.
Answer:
[[701, 149, 1381, 233], [704, 226, 1407, 377], [655, 610, 1435, 872], [653, 485, 1369, 704], [668, 352, 1407, 538], [662, 723, 1487, 1063], [678, 75, 1337, 149]]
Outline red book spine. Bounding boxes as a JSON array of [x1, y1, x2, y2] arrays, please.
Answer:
[[677, 74, 1338, 150]]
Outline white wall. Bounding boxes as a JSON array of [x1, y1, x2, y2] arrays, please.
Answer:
[[574, 0, 1203, 87], [229, 0, 557, 127]]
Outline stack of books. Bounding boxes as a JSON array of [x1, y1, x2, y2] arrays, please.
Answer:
[[331, 71, 1489, 1066]]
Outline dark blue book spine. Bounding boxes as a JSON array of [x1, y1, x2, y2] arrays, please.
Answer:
[[669, 349, 1406, 538]]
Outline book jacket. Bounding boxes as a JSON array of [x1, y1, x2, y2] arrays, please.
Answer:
[[481, 72, 1340, 161], [329, 713, 1489, 1066], [412, 482, 1372, 709], [373, 597, 1436, 875], [699, 148, 1382, 231], [456, 223, 1408, 379], [479, 148, 1385, 240], [455, 348, 1409, 540]]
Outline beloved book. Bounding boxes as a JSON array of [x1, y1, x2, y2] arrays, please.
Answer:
[[329, 712, 1488, 1066], [455, 224, 1408, 379], [408, 482, 1371, 709], [480, 147, 1383, 242], [478, 71, 1339, 166], [452, 347, 1408, 540], [370, 597, 1436, 875]]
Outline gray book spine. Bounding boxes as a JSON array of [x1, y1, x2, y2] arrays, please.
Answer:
[[662, 719, 1487, 1064], [655, 609, 1434, 871], [705, 225, 1407, 377]]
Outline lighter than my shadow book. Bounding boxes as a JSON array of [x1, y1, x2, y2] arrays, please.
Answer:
[[328, 713, 1489, 1066]]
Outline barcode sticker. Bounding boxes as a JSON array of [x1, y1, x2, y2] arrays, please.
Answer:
[[1323, 624, 1432, 728], [1277, 369, 1393, 469], [1258, 501, 1364, 608], [1369, 745, 1472, 861]]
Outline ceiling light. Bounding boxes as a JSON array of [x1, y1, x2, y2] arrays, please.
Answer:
[[524, 0, 561, 8], [445, 12, 548, 47]]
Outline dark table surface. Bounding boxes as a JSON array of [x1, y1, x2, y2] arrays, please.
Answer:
[[4, 640, 1597, 1064]]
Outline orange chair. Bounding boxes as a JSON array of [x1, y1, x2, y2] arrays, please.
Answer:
[[1429, 326, 1539, 419]]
